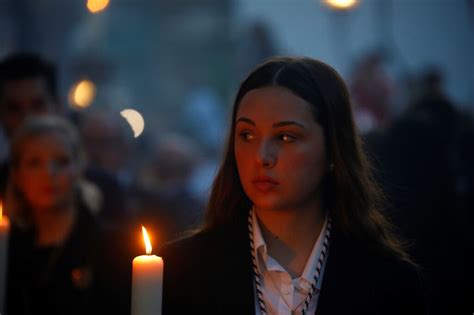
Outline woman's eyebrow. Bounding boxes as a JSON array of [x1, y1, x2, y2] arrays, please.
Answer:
[[236, 117, 255, 125], [236, 117, 306, 129], [273, 121, 306, 129]]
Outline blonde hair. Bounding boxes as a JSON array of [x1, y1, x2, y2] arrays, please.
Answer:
[[6, 115, 86, 226]]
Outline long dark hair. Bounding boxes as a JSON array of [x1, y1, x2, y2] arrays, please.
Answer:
[[204, 56, 411, 262]]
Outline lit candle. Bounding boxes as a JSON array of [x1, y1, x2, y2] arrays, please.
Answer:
[[131, 226, 163, 315], [0, 202, 10, 314]]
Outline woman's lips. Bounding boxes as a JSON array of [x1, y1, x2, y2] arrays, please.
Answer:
[[252, 176, 279, 192]]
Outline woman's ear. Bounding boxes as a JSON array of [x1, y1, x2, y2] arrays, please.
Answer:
[[328, 162, 334, 172]]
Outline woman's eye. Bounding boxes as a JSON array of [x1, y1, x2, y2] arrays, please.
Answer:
[[279, 133, 296, 142], [238, 131, 255, 141]]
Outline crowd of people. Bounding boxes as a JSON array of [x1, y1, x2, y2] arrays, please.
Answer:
[[0, 53, 204, 315], [0, 51, 472, 314]]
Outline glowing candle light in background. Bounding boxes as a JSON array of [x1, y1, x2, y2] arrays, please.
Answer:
[[87, 0, 110, 14], [68, 79, 96, 109], [322, 0, 359, 10], [131, 226, 163, 315], [120, 109, 145, 138], [0, 202, 10, 314]]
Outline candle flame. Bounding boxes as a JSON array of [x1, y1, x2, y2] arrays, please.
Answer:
[[141, 225, 152, 255], [0, 201, 2, 221]]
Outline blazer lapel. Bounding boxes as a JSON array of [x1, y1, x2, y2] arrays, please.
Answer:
[[213, 214, 256, 314], [316, 230, 367, 315]]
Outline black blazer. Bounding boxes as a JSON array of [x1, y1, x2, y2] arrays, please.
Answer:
[[6, 204, 133, 315], [160, 213, 427, 315]]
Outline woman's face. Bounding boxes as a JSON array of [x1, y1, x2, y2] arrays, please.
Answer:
[[235, 86, 327, 212], [13, 131, 80, 213]]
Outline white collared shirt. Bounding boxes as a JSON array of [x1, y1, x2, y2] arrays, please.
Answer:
[[252, 210, 329, 315]]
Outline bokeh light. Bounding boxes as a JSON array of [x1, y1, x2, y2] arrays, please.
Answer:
[[120, 108, 145, 138], [322, 0, 359, 10], [69, 79, 96, 109], [87, 0, 110, 14]]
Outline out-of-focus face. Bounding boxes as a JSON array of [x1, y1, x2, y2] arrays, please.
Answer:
[[0, 78, 57, 138], [80, 115, 128, 173], [234, 86, 327, 212], [13, 131, 80, 214]]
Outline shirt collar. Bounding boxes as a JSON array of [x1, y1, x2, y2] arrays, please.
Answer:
[[251, 207, 328, 284]]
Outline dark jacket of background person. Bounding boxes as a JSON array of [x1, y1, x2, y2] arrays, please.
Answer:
[[159, 210, 427, 315], [6, 198, 132, 315], [365, 93, 474, 315]]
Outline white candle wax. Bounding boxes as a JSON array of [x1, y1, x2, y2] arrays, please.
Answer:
[[131, 254, 163, 315], [0, 215, 10, 314]]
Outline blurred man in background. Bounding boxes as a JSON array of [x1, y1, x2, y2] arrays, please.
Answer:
[[0, 52, 127, 224], [0, 53, 62, 200]]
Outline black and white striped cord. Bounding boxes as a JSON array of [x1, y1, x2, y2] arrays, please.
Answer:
[[248, 207, 331, 315]]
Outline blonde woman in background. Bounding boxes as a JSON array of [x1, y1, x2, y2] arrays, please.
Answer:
[[5, 115, 129, 315]]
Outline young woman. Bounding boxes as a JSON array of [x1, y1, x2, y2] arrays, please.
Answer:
[[5, 115, 130, 315], [160, 56, 426, 315]]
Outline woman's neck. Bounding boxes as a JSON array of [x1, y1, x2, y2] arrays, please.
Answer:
[[33, 203, 77, 247], [255, 203, 325, 279]]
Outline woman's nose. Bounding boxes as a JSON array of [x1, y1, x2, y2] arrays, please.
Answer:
[[256, 139, 277, 168], [45, 161, 59, 175]]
